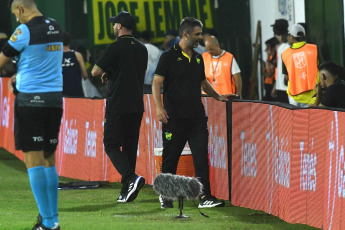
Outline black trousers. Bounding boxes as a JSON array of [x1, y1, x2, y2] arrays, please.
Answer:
[[263, 84, 274, 101], [162, 117, 211, 196], [276, 90, 289, 103], [103, 112, 143, 184]]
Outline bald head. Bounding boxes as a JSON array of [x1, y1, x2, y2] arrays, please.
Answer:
[[11, 0, 36, 10], [205, 35, 221, 56], [11, 0, 40, 23]]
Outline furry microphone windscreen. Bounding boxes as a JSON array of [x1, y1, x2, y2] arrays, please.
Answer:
[[153, 173, 203, 200]]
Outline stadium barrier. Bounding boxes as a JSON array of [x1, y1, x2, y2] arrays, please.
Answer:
[[231, 100, 345, 229], [0, 77, 229, 200]]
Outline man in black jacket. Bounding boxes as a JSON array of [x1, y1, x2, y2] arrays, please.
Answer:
[[92, 11, 148, 203]]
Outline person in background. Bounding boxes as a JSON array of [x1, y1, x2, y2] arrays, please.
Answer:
[[0, 0, 63, 229], [152, 17, 238, 209], [282, 24, 319, 107], [298, 22, 324, 64], [312, 61, 345, 109], [62, 32, 88, 97], [262, 37, 279, 101], [271, 19, 290, 103], [203, 35, 242, 97], [0, 32, 16, 77], [139, 30, 161, 93], [161, 30, 179, 50], [91, 11, 148, 203], [194, 28, 218, 54]]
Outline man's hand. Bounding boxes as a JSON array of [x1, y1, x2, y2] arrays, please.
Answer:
[[156, 106, 169, 124], [315, 82, 323, 95], [8, 74, 16, 93], [218, 94, 239, 102]]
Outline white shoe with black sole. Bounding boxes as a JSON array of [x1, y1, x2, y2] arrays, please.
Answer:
[[198, 195, 225, 208]]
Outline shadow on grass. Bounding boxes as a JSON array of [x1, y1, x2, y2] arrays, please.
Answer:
[[0, 148, 27, 173], [112, 208, 164, 216], [60, 203, 118, 212], [60, 202, 164, 217], [137, 198, 160, 203]]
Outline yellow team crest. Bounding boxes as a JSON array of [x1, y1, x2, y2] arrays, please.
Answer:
[[165, 132, 172, 140], [10, 28, 22, 43], [196, 58, 200, 64]]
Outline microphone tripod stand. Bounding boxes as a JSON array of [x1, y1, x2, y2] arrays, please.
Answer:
[[174, 197, 189, 219]]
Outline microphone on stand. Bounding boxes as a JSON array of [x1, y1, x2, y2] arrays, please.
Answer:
[[153, 173, 203, 218]]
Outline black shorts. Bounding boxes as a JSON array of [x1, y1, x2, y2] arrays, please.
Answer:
[[14, 105, 63, 152]]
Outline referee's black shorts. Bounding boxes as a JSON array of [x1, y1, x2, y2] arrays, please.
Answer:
[[14, 105, 63, 153]]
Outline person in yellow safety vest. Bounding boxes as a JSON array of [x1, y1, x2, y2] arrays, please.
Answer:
[[282, 24, 319, 107], [202, 36, 242, 97]]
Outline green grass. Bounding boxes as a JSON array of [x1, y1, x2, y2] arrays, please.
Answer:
[[0, 148, 319, 230]]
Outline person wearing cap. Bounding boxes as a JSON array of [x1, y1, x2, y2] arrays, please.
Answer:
[[262, 37, 279, 101], [281, 23, 319, 107], [202, 35, 242, 97], [297, 22, 324, 63], [152, 17, 238, 209], [271, 19, 290, 103], [91, 11, 148, 203]]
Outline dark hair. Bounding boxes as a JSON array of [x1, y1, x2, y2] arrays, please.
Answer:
[[265, 37, 279, 47], [274, 27, 288, 36], [63, 31, 71, 46], [179, 17, 203, 38], [319, 61, 345, 80], [141, 30, 153, 42], [294, 33, 305, 42]]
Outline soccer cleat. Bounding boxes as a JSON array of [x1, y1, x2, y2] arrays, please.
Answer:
[[123, 175, 146, 202], [159, 195, 173, 209], [116, 194, 126, 203], [32, 214, 42, 229], [117, 184, 128, 203], [32, 214, 60, 230], [32, 223, 60, 230], [198, 195, 225, 208]]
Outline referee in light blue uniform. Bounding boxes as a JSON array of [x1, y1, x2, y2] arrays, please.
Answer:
[[0, 0, 62, 229]]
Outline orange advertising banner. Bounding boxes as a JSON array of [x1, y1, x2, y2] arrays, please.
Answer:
[[232, 101, 345, 229], [0, 78, 229, 200]]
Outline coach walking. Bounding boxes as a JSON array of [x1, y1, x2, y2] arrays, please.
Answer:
[[91, 11, 148, 203], [152, 17, 238, 209]]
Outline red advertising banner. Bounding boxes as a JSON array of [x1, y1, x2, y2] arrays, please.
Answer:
[[0, 78, 229, 200], [232, 101, 345, 229]]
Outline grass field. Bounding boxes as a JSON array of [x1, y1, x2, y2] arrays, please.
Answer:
[[0, 148, 319, 230]]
